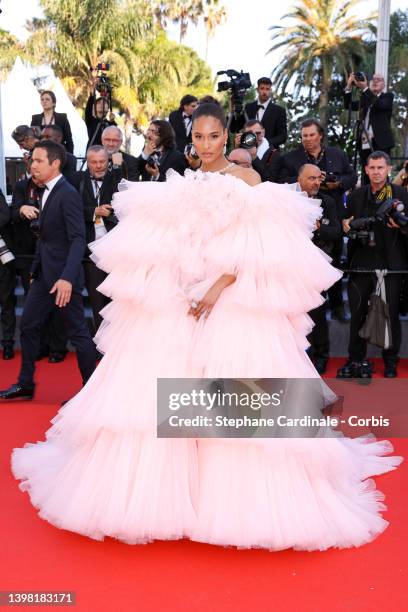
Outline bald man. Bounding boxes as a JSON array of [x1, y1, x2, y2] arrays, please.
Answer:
[[298, 164, 341, 374], [228, 148, 252, 169], [101, 126, 140, 181]]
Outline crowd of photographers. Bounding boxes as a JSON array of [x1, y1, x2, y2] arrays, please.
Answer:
[[1, 70, 408, 380]]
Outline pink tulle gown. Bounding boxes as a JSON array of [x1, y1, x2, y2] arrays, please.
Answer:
[[11, 170, 403, 551]]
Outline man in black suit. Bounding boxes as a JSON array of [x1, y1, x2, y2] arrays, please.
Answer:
[[337, 151, 408, 380], [42, 125, 77, 180], [279, 118, 358, 322], [139, 120, 187, 182], [244, 77, 287, 149], [297, 164, 341, 374], [168, 94, 198, 153], [0, 141, 96, 401], [344, 73, 394, 183], [70, 145, 120, 334], [101, 126, 140, 181], [11, 176, 69, 363]]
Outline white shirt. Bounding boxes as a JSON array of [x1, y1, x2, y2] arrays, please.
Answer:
[[42, 173, 62, 208], [256, 98, 271, 122], [183, 113, 192, 136], [257, 137, 269, 159], [91, 178, 108, 240]]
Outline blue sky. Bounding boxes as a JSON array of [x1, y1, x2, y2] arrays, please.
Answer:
[[1, 0, 406, 85]]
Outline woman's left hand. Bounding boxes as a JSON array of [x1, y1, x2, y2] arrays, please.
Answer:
[[188, 275, 236, 320]]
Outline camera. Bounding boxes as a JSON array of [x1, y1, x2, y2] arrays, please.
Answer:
[[354, 71, 366, 82], [217, 69, 252, 116], [0, 236, 15, 266], [184, 144, 200, 160], [146, 152, 161, 167], [348, 217, 376, 246], [322, 171, 340, 185], [239, 132, 257, 149], [90, 63, 112, 100], [376, 197, 408, 228]]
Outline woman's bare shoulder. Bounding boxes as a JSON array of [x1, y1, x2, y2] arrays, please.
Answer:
[[225, 165, 262, 186]]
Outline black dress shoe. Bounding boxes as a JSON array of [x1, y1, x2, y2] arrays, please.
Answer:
[[331, 306, 350, 323], [0, 383, 35, 401], [35, 348, 49, 361], [336, 360, 358, 378], [2, 347, 15, 360], [384, 363, 397, 378], [314, 358, 328, 375], [357, 361, 373, 379], [48, 352, 66, 363]]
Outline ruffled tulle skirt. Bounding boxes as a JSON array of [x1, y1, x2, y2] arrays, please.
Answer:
[[11, 172, 403, 550]]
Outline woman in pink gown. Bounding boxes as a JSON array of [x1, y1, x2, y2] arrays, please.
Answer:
[[12, 104, 402, 551]]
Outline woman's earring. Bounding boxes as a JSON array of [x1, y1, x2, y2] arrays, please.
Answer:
[[223, 142, 227, 154]]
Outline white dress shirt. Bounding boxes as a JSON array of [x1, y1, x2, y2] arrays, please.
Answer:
[[42, 173, 62, 208], [257, 137, 270, 159], [256, 98, 271, 122]]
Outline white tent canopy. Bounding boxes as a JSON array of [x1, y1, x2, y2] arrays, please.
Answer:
[[0, 57, 41, 157], [1, 57, 88, 158]]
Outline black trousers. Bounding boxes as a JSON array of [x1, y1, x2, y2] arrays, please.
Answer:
[[0, 263, 16, 348], [307, 295, 329, 361], [327, 238, 345, 310], [347, 272, 402, 363], [83, 261, 109, 335], [19, 276, 96, 386]]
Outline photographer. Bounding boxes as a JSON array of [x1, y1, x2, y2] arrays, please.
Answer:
[[235, 120, 281, 182], [139, 120, 187, 182], [279, 118, 357, 322], [297, 164, 341, 374], [338, 151, 408, 379], [344, 73, 394, 183], [70, 146, 120, 335], [101, 126, 140, 182], [85, 74, 117, 148], [11, 125, 41, 178], [244, 77, 287, 148], [42, 125, 77, 180], [169, 94, 198, 153], [0, 187, 16, 360]]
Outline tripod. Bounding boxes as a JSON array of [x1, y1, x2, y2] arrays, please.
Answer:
[[349, 88, 373, 177]]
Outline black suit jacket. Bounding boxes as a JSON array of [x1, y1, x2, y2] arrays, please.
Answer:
[[312, 192, 341, 253], [115, 152, 140, 182], [169, 109, 191, 153], [10, 179, 40, 267], [31, 176, 86, 289], [63, 152, 77, 181], [84, 94, 117, 147], [345, 184, 408, 270], [31, 112, 74, 153], [279, 146, 357, 219], [252, 147, 282, 182], [344, 89, 395, 150], [244, 100, 287, 148], [139, 148, 187, 182], [70, 170, 120, 253]]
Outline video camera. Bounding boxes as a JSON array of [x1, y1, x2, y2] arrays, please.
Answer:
[[90, 63, 112, 106], [348, 198, 408, 247], [217, 69, 252, 116]]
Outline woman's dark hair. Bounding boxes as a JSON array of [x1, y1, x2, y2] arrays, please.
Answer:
[[151, 120, 176, 150], [40, 90, 57, 106], [33, 139, 66, 169], [192, 103, 226, 128], [301, 118, 325, 138]]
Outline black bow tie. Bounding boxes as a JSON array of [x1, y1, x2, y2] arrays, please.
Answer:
[[257, 104, 265, 110]]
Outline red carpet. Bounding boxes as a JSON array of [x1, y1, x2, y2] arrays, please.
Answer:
[[1, 355, 407, 611]]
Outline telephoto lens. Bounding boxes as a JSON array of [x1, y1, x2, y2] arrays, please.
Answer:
[[239, 132, 257, 149]]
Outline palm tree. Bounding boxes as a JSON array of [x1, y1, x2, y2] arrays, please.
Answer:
[[203, 0, 227, 60], [168, 0, 204, 43], [268, 0, 374, 130], [0, 29, 28, 79]]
